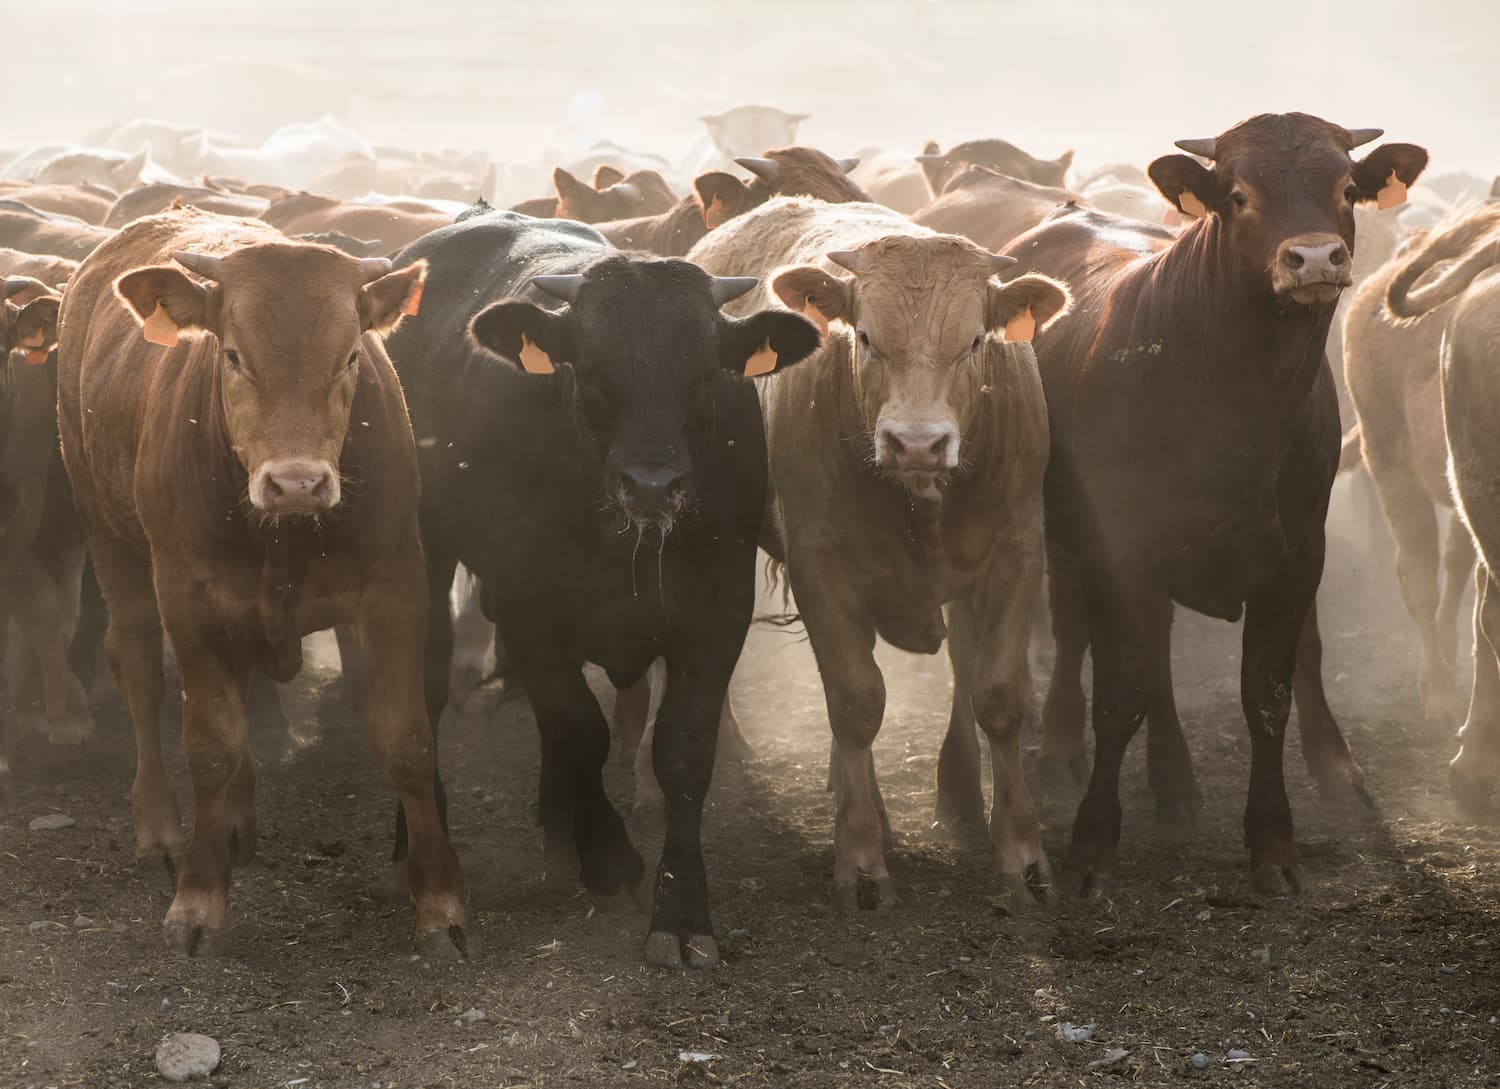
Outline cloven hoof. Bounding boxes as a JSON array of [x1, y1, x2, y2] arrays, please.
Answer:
[[644, 930, 719, 969]]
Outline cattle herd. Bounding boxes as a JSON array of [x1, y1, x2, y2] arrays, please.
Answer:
[[4, 104, 1500, 975]]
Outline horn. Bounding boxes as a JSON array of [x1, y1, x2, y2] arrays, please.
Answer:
[[1173, 138, 1218, 160], [914, 154, 944, 166], [3, 276, 41, 301], [835, 157, 860, 174], [989, 254, 1019, 274], [735, 156, 779, 182], [358, 256, 394, 282], [710, 276, 758, 306], [1346, 127, 1384, 149], [171, 251, 224, 280], [826, 250, 864, 274], [533, 274, 585, 303]]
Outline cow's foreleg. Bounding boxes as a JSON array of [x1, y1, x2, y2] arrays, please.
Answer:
[[1039, 539, 1090, 789], [160, 629, 250, 956], [361, 556, 468, 958], [1069, 572, 1153, 897], [1451, 564, 1500, 809], [1143, 598, 1201, 826], [394, 544, 457, 864], [1240, 532, 1325, 897], [1291, 599, 1370, 805], [643, 655, 728, 969], [9, 550, 95, 747], [935, 602, 985, 834]]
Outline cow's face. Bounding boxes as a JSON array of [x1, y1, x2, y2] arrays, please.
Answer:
[[553, 167, 676, 223], [470, 256, 820, 537], [116, 244, 425, 518], [1, 277, 61, 365], [772, 236, 1070, 502], [699, 106, 809, 160], [1148, 113, 1428, 308]]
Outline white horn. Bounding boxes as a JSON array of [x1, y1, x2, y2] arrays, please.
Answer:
[[711, 276, 758, 306], [735, 156, 779, 182], [1173, 138, 1217, 160], [171, 250, 224, 280], [533, 274, 585, 303]]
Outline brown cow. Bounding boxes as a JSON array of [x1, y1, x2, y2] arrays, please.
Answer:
[[0, 277, 92, 782], [55, 208, 466, 955], [0, 183, 113, 225], [0, 248, 79, 287], [689, 198, 1070, 908], [106, 183, 270, 227], [999, 113, 1426, 895], [552, 166, 677, 222], [914, 166, 1079, 251], [0, 202, 113, 260], [599, 147, 866, 256], [260, 194, 449, 257], [1339, 205, 1498, 728], [918, 139, 1074, 197]]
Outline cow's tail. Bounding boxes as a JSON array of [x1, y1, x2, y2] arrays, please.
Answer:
[[1386, 204, 1500, 322], [1338, 423, 1364, 476]]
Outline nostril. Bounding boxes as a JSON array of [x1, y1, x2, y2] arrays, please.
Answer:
[[885, 431, 907, 455], [929, 433, 951, 459], [1330, 248, 1346, 267], [265, 477, 284, 500], [1285, 250, 1305, 270], [312, 475, 331, 501]]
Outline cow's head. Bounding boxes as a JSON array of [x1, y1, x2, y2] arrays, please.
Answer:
[[469, 256, 820, 535], [1148, 113, 1428, 308], [772, 236, 1070, 501], [1, 277, 61, 365], [694, 147, 865, 230], [115, 243, 425, 518], [553, 167, 677, 224], [699, 106, 809, 160]]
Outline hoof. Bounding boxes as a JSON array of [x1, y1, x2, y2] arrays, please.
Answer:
[[1250, 863, 1307, 896], [832, 875, 897, 912], [1312, 766, 1377, 810], [644, 930, 719, 969], [415, 924, 470, 961], [163, 919, 225, 958], [46, 713, 96, 748], [1038, 753, 1088, 791], [542, 841, 576, 892], [997, 866, 1053, 912], [1153, 797, 1201, 828], [1079, 869, 1114, 900]]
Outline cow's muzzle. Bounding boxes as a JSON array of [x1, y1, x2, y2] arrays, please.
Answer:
[[875, 419, 959, 500], [614, 463, 688, 526], [1273, 233, 1352, 306], [250, 458, 340, 515]]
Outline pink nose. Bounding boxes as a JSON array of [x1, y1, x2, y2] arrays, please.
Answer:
[[876, 420, 959, 472], [253, 459, 339, 513]]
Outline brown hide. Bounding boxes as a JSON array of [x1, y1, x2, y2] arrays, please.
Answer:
[[913, 167, 1080, 251]]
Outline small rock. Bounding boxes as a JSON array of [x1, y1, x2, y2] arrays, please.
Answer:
[[717, 1014, 729, 1026], [160, 998, 171, 1014], [876, 1024, 895, 1037], [155, 1032, 221, 1082], [457, 1007, 486, 1023], [1195, 908, 1212, 922], [1190, 1052, 1209, 1069], [28, 920, 64, 933], [71, 915, 94, 930], [1054, 1022, 1095, 1043], [1249, 947, 1270, 965], [1088, 1048, 1129, 1070], [1439, 965, 1455, 975], [678, 1050, 718, 1063], [621, 1059, 638, 1071], [29, 813, 75, 831], [1226, 1048, 1252, 1063], [1439, 1006, 1451, 1015]]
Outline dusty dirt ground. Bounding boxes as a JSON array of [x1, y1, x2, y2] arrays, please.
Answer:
[[3, 514, 1500, 1088]]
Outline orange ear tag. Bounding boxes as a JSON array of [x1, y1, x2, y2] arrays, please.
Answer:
[[1004, 306, 1037, 343], [1178, 191, 1208, 219], [142, 302, 179, 347], [402, 280, 424, 316], [1377, 169, 1408, 211], [744, 339, 777, 377], [25, 348, 49, 365], [801, 297, 829, 337], [518, 334, 555, 374]]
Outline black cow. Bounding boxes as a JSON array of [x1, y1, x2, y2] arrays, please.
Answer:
[[384, 210, 819, 967]]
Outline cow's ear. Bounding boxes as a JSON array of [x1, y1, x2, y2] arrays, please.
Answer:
[[14, 295, 61, 364], [591, 164, 625, 190], [694, 172, 753, 229], [114, 266, 217, 346], [1352, 143, 1428, 208], [1148, 154, 1216, 219], [552, 167, 596, 217], [721, 308, 821, 378], [361, 260, 427, 335], [771, 265, 851, 336], [986, 273, 1071, 342], [470, 299, 575, 375]]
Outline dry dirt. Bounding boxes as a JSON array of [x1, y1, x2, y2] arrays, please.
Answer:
[[2, 520, 1499, 1088]]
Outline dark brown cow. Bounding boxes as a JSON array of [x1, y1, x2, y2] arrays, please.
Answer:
[[0, 201, 113, 260], [508, 164, 628, 218], [106, 183, 270, 227], [260, 194, 449, 257], [918, 139, 1074, 197], [0, 277, 91, 790], [598, 147, 867, 256], [998, 113, 1426, 895], [55, 208, 465, 955], [551, 166, 677, 222], [0, 248, 79, 287], [914, 167, 1079, 251]]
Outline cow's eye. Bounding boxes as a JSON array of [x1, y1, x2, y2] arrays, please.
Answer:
[[1231, 191, 1248, 209], [857, 329, 871, 350], [971, 334, 984, 353], [1344, 184, 1359, 203], [224, 349, 241, 371], [346, 351, 359, 371]]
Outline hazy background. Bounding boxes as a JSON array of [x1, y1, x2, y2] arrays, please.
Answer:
[[7, 0, 1494, 182]]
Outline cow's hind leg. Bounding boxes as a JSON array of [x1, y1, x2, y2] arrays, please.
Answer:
[[1143, 600, 1201, 826], [1039, 541, 1090, 789], [1451, 564, 1500, 809], [394, 545, 456, 864], [935, 603, 986, 834], [10, 550, 95, 746], [1293, 600, 1370, 806]]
